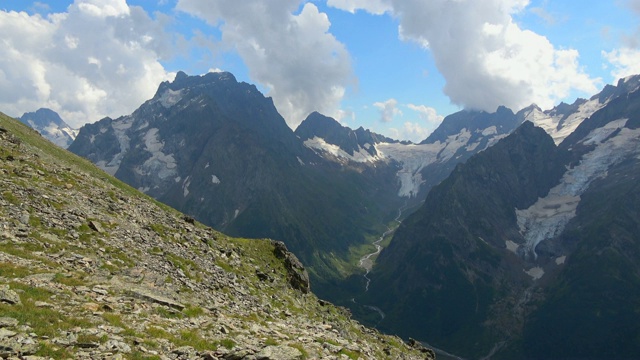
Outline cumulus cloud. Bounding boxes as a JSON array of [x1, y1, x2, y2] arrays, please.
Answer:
[[387, 122, 430, 143], [0, 0, 174, 127], [373, 98, 401, 123], [603, 48, 640, 80], [387, 104, 444, 142], [177, 0, 352, 128], [407, 104, 444, 125], [326, 0, 391, 15], [332, 0, 600, 112], [601, 1, 640, 81]]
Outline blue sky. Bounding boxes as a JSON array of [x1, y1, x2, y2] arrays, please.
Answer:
[[1, 0, 639, 142]]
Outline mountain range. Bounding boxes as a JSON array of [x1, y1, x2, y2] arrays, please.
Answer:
[[65, 71, 519, 301], [364, 75, 640, 358], [18, 70, 640, 359]]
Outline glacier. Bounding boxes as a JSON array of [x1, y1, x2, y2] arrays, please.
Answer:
[[517, 118, 640, 260]]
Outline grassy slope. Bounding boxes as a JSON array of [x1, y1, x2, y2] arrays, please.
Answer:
[[0, 111, 429, 359]]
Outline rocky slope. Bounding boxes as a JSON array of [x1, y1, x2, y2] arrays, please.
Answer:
[[19, 108, 77, 149], [0, 112, 433, 359], [364, 76, 640, 358]]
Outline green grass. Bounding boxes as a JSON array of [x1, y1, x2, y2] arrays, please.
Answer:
[[219, 338, 236, 350], [339, 348, 362, 359], [148, 223, 170, 238], [35, 343, 72, 358], [144, 326, 218, 352], [288, 343, 309, 359], [103, 313, 126, 328], [53, 272, 87, 287], [0, 283, 93, 338], [0, 242, 57, 267], [154, 306, 184, 319], [1, 191, 19, 205], [165, 253, 201, 281], [76, 333, 108, 344], [183, 305, 205, 318], [0, 262, 41, 278]]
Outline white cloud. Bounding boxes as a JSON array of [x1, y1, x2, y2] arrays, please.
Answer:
[[326, 0, 391, 15], [602, 1, 640, 81], [388, 104, 444, 142], [0, 1, 174, 128], [30, 2, 51, 15], [333, 0, 600, 112], [177, 0, 353, 129], [76, 0, 130, 18], [603, 48, 640, 80], [387, 121, 430, 143], [407, 104, 443, 125], [373, 98, 401, 123]]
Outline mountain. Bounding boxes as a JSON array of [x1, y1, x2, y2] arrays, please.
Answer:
[[364, 75, 640, 358], [0, 111, 433, 359], [67, 71, 403, 299], [298, 107, 525, 202], [19, 108, 77, 148], [67, 70, 538, 305], [295, 111, 399, 162]]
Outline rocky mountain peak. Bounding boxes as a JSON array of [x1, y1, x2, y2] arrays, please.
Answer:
[[20, 108, 65, 127], [420, 106, 518, 145], [295, 111, 392, 161]]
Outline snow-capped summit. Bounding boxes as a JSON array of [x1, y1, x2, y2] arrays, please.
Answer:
[[19, 108, 77, 148]]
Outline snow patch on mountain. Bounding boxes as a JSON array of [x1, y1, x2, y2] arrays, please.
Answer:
[[27, 120, 76, 148], [375, 142, 442, 197], [375, 128, 484, 197], [158, 89, 184, 108], [505, 240, 519, 253], [525, 98, 608, 145], [436, 129, 472, 162], [182, 176, 191, 197], [517, 118, 640, 260], [139, 128, 177, 180], [304, 137, 381, 163], [481, 126, 498, 136], [97, 117, 133, 176], [525, 267, 545, 280]]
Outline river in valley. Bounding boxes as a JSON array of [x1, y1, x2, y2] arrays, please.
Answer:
[[358, 204, 406, 291]]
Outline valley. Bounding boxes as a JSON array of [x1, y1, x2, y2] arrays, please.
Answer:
[[359, 203, 407, 292], [15, 71, 640, 359]]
